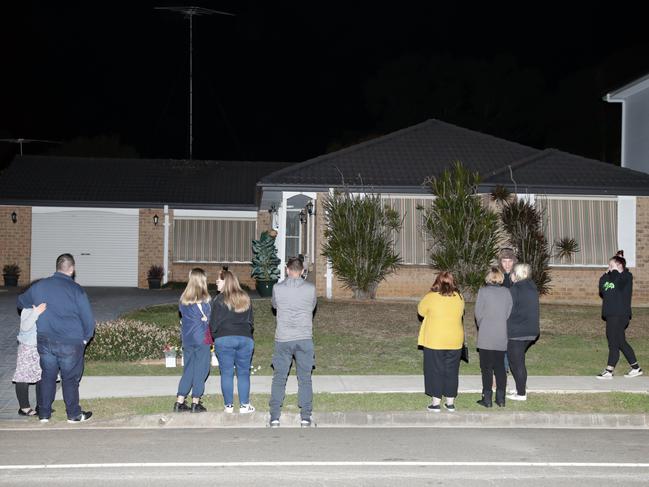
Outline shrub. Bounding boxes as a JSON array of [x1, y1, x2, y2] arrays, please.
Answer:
[[420, 161, 501, 296], [322, 189, 402, 299], [86, 319, 179, 361], [147, 265, 164, 279], [251, 231, 281, 281], [500, 198, 551, 294], [3, 263, 20, 276]]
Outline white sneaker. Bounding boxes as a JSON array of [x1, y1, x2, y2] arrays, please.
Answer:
[[269, 419, 280, 428], [624, 368, 643, 378], [239, 404, 255, 414], [507, 393, 527, 401], [597, 369, 614, 380], [224, 404, 234, 414]]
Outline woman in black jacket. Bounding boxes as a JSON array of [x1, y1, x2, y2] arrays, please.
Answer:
[[597, 251, 643, 379], [506, 263, 540, 401]]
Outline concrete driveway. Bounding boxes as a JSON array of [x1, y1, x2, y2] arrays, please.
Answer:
[[0, 286, 182, 419]]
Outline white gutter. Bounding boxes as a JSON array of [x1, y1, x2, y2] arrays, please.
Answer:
[[163, 204, 170, 284], [325, 188, 333, 299]]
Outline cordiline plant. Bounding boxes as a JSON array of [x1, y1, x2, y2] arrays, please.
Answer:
[[322, 190, 402, 299], [420, 161, 501, 296]]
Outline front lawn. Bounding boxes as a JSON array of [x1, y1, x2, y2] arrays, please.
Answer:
[[84, 299, 649, 376]]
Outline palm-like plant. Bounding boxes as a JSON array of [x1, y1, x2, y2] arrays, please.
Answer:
[[554, 237, 580, 263], [251, 231, 281, 282], [420, 161, 501, 296], [322, 190, 402, 299], [500, 198, 551, 294]]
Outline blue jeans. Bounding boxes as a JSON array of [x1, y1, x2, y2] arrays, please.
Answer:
[[37, 336, 85, 419], [214, 335, 254, 406], [269, 339, 314, 421], [177, 344, 211, 398]]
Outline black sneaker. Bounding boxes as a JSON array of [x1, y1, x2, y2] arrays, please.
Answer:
[[191, 402, 207, 413], [443, 403, 456, 412], [67, 411, 92, 423], [173, 401, 190, 412], [426, 403, 441, 413]]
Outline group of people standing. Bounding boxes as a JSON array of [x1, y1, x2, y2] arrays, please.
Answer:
[[173, 256, 317, 427], [11, 248, 642, 422], [417, 248, 642, 412]]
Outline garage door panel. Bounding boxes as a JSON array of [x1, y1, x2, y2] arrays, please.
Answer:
[[31, 208, 139, 287]]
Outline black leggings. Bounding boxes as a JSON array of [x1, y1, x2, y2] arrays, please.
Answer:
[[606, 316, 638, 368], [479, 349, 506, 394], [15, 381, 41, 410], [507, 340, 533, 396]]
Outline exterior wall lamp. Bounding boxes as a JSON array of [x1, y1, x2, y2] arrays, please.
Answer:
[[268, 203, 278, 214], [299, 209, 307, 224], [306, 200, 314, 215], [153, 214, 159, 226], [11, 211, 17, 224]]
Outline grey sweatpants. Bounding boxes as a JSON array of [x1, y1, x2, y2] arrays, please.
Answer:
[[269, 339, 314, 421]]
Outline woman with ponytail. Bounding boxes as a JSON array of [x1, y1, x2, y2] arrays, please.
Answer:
[[597, 250, 643, 379]]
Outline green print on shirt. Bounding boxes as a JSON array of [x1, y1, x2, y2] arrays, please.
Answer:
[[603, 281, 615, 291]]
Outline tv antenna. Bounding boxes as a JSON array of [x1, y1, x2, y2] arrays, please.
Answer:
[[0, 138, 61, 156], [154, 6, 235, 160]]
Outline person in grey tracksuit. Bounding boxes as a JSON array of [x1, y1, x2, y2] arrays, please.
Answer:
[[475, 268, 512, 407], [269, 256, 317, 426]]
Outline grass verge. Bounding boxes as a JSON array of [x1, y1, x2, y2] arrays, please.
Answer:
[[85, 299, 649, 376], [43, 392, 649, 422]]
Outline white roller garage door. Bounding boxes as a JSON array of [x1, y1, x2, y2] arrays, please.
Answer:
[[31, 207, 139, 287]]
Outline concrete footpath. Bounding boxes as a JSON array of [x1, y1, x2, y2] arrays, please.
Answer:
[[72, 374, 649, 399]]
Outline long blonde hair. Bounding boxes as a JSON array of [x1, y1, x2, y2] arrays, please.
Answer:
[[180, 268, 210, 305], [219, 270, 250, 313]]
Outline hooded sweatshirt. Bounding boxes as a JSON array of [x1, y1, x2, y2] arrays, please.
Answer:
[[599, 269, 633, 319], [507, 279, 540, 339]]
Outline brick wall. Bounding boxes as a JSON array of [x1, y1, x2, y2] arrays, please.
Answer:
[[169, 262, 255, 289], [0, 206, 32, 287], [634, 196, 649, 305], [138, 208, 165, 287]]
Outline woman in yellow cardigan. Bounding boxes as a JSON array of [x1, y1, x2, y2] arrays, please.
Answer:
[[417, 271, 465, 412]]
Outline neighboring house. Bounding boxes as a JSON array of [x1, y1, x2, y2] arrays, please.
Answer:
[[0, 156, 288, 288], [258, 119, 649, 305], [605, 72, 649, 174]]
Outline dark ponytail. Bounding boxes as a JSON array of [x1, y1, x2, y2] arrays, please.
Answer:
[[611, 250, 626, 270]]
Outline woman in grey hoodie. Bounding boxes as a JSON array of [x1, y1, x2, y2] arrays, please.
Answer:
[[475, 268, 512, 407]]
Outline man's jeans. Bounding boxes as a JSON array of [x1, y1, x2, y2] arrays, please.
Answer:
[[214, 335, 254, 406], [269, 339, 314, 421], [37, 336, 85, 419]]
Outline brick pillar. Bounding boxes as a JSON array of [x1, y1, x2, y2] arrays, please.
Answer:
[[138, 208, 165, 288], [0, 206, 32, 287]]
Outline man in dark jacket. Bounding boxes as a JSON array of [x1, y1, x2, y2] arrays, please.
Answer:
[[18, 253, 95, 423]]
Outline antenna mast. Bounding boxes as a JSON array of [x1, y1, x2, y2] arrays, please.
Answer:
[[155, 6, 234, 160]]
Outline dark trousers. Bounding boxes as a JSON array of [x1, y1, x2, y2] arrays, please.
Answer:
[[37, 336, 85, 419], [507, 339, 533, 396], [479, 349, 506, 394], [423, 348, 461, 399], [15, 381, 41, 409], [606, 316, 638, 367]]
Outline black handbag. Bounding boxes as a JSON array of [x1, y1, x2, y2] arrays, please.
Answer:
[[460, 342, 469, 363]]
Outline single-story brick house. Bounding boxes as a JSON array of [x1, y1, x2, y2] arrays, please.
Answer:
[[257, 119, 649, 305], [0, 156, 288, 288]]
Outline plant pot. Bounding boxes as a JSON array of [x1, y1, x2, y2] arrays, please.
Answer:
[[147, 278, 162, 289], [256, 279, 277, 297], [3, 274, 18, 287]]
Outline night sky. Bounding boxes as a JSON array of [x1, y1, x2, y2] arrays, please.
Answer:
[[2, 1, 648, 169]]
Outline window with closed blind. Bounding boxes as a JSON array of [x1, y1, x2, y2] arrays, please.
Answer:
[[173, 218, 256, 263], [381, 196, 432, 265], [537, 196, 618, 266]]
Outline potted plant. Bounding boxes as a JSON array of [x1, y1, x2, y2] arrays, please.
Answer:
[[251, 231, 280, 297], [3, 264, 20, 287], [147, 264, 164, 289]]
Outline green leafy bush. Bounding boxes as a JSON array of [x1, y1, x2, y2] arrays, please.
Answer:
[[420, 161, 501, 296], [500, 198, 551, 294], [86, 319, 179, 361], [251, 231, 281, 281], [322, 189, 402, 299]]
